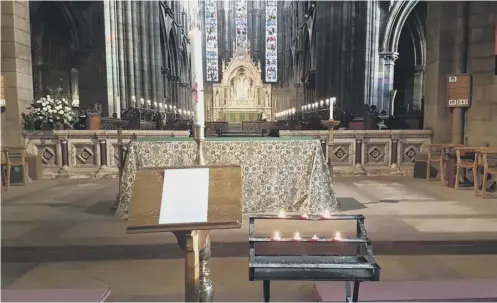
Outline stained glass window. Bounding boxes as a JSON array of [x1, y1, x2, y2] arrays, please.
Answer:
[[265, 0, 277, 82], [235, 0, 248, 47], [205, 0, 219, 82]]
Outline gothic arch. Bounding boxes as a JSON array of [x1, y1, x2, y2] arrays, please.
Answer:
[[409, 11, 426, 67], [381, 0, 419, 54]]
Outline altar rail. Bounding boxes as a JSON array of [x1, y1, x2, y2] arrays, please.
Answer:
[[23, 130, 189, 179], [280, 130, 432, 176], [23, 129, 431, 179]]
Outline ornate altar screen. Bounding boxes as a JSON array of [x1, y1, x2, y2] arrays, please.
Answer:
[[209, 47, 271, 123]]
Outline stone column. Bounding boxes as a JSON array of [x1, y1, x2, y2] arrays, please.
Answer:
[[1, 1, 33, 146], [172, 77, 180, 109], [294, 84, 304, 109], [412, 65, 425, 112], [378, 52, 398, 115]]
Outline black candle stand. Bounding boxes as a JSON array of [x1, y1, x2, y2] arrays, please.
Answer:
[[248, 214, 380, 302]]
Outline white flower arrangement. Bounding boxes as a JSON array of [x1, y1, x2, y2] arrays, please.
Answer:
[[30, 87, 74, 129]]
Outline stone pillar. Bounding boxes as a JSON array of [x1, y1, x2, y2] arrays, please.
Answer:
[[412, 65, 425, 112], [1, 1, 33, 146], [172, 77, 180, 109], [294, 83, 304, 109], [378, 52, 398, 115]]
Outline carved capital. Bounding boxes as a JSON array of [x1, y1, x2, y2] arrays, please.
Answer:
[[380, 52, 399, 66], [414, 65, 426, 75]]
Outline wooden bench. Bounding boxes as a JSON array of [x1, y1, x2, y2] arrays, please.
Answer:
[[1, 288, 111, 302]]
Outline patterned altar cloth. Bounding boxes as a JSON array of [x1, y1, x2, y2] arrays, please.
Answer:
[[115, 137, 340, 219]]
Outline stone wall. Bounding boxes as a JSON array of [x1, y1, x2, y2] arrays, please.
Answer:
[[1, 1, 33, 147], [24, 129, 431, 179], [424, 1, 497, 146]]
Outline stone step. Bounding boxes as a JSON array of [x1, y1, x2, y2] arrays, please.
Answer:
[[313, 279, 497, 302]]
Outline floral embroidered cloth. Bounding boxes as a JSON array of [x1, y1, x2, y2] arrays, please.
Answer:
[[115, 137, 339, 219]]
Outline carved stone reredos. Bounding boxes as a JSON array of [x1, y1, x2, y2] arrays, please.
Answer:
[[222, 46, 262, 86]]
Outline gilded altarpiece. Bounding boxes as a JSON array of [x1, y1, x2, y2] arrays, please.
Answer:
[[209, 48, 272, 122]]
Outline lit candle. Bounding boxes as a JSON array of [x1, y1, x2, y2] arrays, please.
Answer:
[[334, 231, 342, 241], [140, 98, 144, 106], [293, 232, 301, 241], [329, 97, 336, 120], [301, 213, 309, 219], [278, 209, 286, 218], [147, 99, 151, 106], [322, 210, 331, 219], [273, 231, 281, 241], [131, 96, 136, 106], [115, 96, 121, 118], [312, 234, 319, 241], [190, 27, 205, 130]]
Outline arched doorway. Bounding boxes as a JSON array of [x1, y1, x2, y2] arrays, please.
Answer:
[[30, 2, 91, 101], [393, 3, 426, 116], [379, 1, 426, 118]]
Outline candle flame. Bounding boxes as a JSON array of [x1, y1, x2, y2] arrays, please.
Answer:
[[312, 234, 319, 240], [273, 231, 281, 240], [293, 232, 301, 240], [278, 209, 286, 218], [334, 231, 342, 241]]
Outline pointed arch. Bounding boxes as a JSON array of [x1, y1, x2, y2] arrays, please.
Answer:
[[381, 0, 420, 54]]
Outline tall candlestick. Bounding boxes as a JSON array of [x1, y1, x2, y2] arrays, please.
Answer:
[[190, 27, 206, 165], [329, 97, 336, 120], [115, 96, 121, 118], [190, 27, 205, 130]]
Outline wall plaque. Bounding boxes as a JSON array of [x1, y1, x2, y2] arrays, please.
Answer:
[[127, 165, 243, 233], [446, 74, 471, 108]]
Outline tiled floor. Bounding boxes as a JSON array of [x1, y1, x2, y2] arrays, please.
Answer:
[[1, 176, 497, 301]]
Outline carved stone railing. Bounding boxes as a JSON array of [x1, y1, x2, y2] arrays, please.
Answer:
[[23, 129, 431, 178], [23, 130, 189, 179], [280, 130, 432, 176]]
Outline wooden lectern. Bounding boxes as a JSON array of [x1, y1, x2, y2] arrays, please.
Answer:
[[127, 165, 243, 302]]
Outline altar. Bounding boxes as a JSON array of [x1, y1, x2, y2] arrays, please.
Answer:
[[115, 137, 339, 219], [206, 47, 272, 123]]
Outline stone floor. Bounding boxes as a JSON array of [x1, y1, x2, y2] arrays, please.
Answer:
[[1, 176, 497, 301]]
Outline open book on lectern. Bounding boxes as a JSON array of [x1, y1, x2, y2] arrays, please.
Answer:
[[127, 166, 243, 233]]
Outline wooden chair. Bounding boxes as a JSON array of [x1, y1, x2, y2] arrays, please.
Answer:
[[2, 146, 28, 190], [480, 147, 497, 197], [426, 144, 444, 181], [439, 144, 466, 186], [454, 146, 481, 194]]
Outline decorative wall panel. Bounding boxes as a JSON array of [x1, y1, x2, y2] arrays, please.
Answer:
[[205, 0, 219, 82], [398, 139, 425, 166], [331, 142, 354, 166], [363, 139, 390, 166], [235, 0, 248, 47], [265, 0, 278, 82], [69, 141, 99, 168]]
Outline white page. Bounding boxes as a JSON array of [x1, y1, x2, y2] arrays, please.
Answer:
[[159, 168, 210, 225]]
